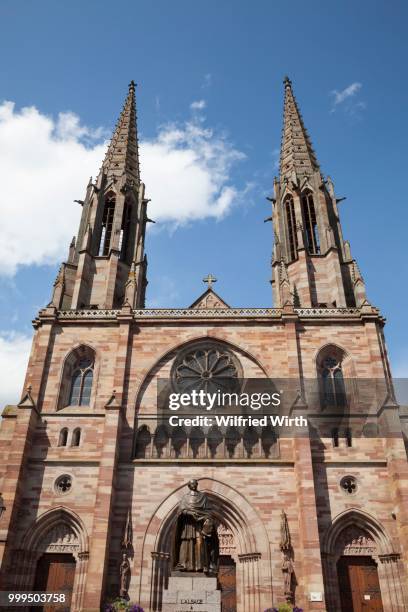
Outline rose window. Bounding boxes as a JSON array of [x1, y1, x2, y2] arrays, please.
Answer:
[[172, 345, 241, 394]]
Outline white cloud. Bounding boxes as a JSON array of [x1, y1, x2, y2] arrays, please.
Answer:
[[0, 101, 106, 276], [0, 100, 245, 276], [330, 82, 364, 113], [190, 100, 206, 111], [142, 120, 245, 224], [0, 331, 32, 407]]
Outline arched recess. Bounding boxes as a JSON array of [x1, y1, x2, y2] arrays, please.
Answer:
[[321, 508, 408, 611], [136, 478, 273, 612], [132, 335, 272, 457], [15, 507, 89, 612]]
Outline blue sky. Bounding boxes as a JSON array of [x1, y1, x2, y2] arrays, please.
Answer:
[[0, 0, 407, 404]]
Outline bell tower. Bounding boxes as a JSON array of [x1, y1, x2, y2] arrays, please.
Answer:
[[271, 77, 368, 309], [50, 80, 149, 310]]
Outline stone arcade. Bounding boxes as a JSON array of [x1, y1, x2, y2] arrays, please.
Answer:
[[1, 78, 408, 611]]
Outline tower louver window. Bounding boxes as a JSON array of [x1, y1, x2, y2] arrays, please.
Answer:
[[301, 191, 320, 254], [99, 195, 116, 256], [120, 201, 131, 261], [285, 197, 298, 261]]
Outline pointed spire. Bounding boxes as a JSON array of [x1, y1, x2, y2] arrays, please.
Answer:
[[280, 76, 319, 182], [49, 264, 65, 309], [101, 80, 140, 184], [351, 260, 369, 306]]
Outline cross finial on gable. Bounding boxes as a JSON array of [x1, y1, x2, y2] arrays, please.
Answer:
[[203, 273, 217, 288]]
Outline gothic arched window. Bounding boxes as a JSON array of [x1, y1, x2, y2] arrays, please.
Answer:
[[58, 428, 68, 447], [301, 191, 320, 254], [71, 428, 81, 447], [59, 345, 96, 410], [68, 359, 94, 406], [99, 193, 116, 256], [317, 349, 347, 410], [285, 196, 298, 261]]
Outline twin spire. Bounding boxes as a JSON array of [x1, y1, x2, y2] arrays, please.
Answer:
[[280, 76, 319, 182], [101, 76, 315, 189], [101, 80, 140, 184]]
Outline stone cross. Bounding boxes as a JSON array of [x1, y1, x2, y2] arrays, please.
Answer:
[[203, 274, 217, 288]]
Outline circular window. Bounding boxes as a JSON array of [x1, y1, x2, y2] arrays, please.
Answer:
[[171, 343, 242, 394], [340, 475, 358, 495], [54, 474, 73, 496]]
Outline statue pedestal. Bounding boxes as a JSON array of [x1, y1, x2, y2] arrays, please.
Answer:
[[162, 575, 221, 611]]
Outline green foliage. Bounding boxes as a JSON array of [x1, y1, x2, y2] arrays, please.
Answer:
[[265, 605, 303, 612], [103, 599, 144, 612]]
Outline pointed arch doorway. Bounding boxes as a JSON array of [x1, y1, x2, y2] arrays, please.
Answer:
[[322, 509, 408, 611], [337, 555, 383, 612], [140, 478, 272, 612], [33, 553, 76, 612], [16, 508, 89, 612]]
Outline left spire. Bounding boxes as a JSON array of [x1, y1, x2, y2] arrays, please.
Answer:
[[101, 80, 140, 184], [280, 76, 319, 183], [48, 80, 149, 311]]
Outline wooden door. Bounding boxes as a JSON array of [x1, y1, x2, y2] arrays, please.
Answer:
[[338, 556, 383, 612], [33, 553, 76, 612], [218, 555, 237, 612]]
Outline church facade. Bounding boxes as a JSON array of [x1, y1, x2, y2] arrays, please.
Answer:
[[0, 78, 408, 612]]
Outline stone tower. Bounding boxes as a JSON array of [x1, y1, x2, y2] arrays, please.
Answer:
[[271, 76, 367, 309], [51, 81, 149, 311]]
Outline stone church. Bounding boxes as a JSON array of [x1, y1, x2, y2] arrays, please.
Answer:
[[0, 77, 407, 612]]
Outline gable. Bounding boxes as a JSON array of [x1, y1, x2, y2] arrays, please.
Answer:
[[189, 288, 230, 309]]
